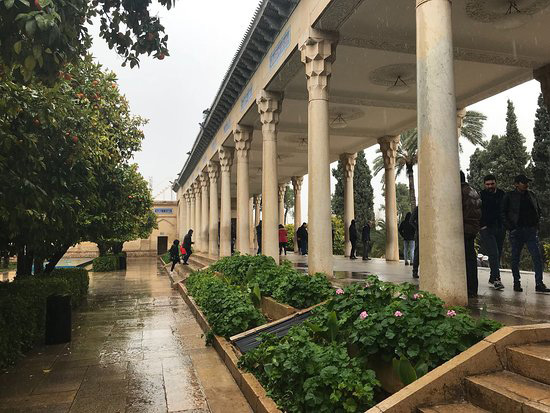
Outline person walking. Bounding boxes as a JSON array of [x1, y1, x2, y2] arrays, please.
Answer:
[[296, 223, 308, 255], [278, 224, 288, 255], [501, 174, 549, 293], [398, 212, 416, 265], [461, 171, 482, 298], [410, 206, 419, 278], [168, 239, 180, 274], [182, 230, 193, 265], [480, 174, 505, 290], [349, 219, 358, 259], [256, 221, 262, 255], [361, 221, 371, 261]]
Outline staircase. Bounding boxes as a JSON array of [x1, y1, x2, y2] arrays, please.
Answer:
[[368, 325, 550, 413]]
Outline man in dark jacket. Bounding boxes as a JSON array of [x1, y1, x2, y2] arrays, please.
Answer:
[[169, 239, 180, 273], [349, 219, 358, 260], [480, 174, 505, 290], [399, 212, 416, 265], [256, 221, 262, 255], [410, 206, 419, 278], [461, 171, 482, 298], [182, 230, 193, 265], [296, 223, 308, 255], [361, 222, 371, 261], [501, 174, 549, 293]]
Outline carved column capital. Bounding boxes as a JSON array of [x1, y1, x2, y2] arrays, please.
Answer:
[[218, 147, 234, 172], [256, 90, 283, 135], [378, 136, 400, 170], [254, 195, 262, 208], [207, 161, 220, 184], [199, 172, 209, 189], [291, 176, 303, 192], [340, 153, 357, 178], [278, 183, 287, 202], [300, 31, 338, 101], [534, 63, 550, 112], [233, 125, 253, 159], [192, 180, 201, 196]]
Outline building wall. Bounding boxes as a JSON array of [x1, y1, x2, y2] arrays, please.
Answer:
[[65, 200, 179, 257]]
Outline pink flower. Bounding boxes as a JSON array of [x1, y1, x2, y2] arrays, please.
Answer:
[[335, 288, 344, 295], [359, 311, 368, 320], [413, 293, 423, 300], [447, 310, 457, 317], [394, 311, 403, 317]]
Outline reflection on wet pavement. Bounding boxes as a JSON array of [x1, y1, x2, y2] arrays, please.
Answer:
[[285, 253, 550, 325], [0, 257, 251, 413]]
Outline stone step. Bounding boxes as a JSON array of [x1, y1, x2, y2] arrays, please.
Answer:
[[418, 402, 490, 412], [507, 342, 550, 386], [188, 253, 216, 267], [465, 370, 550, 412]]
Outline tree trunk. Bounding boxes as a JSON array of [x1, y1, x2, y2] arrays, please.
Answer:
[[16, 246, 33, 276], [97, 242, 109, 256], [407, 166, 417, 212], [33, 258, 44, 275], [44, 244, 71, 274]]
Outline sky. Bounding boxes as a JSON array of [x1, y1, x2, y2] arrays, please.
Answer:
[[89, 0, 543, 222]]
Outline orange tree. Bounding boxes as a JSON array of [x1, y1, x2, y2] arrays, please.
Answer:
[[0, 56, 154, 274], [0, 0, 174, 81]]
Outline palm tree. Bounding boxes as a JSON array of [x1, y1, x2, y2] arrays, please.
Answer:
[[373, 111, 486, 212], [374, 129, 418, 212]]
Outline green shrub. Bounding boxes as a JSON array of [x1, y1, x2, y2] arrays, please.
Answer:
[[92, 254, 124, 272], [161, 251, 170, 264], [285, 223, 295, 250], [544, 243, 550, 271], [0, 268, 89, 368], [186, 270, 266, 339]]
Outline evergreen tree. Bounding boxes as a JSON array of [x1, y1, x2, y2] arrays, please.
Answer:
[[331, 150, 375, 234], [532, 93, 550, 240], [468, 100, 529, 191]]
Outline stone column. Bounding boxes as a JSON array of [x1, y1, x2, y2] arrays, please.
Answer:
[[193, 180, 202, 251], [189, 189, 196, 238], [233, 125, 253, 254], [184, 191, 191, 235], [300, 30, 337, 275], [378, 136, 400, 261], [278, 184, 286, 225], [249, 197, 255, 250], [219, 147, 233, 257], [417, 0, 467, 305], [341, 153, 357, 257], [257, 90, 283, 263], [200, 172, 209, 254], [291, 176, 303, 253], [208, 161, 220, 256]]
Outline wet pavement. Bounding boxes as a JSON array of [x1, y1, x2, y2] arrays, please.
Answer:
[[0, 257, 252, 413], [284, 253, 550, 326]]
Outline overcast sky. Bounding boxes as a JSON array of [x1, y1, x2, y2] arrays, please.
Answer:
[[89, 0, 543, 222]]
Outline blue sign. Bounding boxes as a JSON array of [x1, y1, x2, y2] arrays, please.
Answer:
[[240, 85, 253, 111], [154, 208, 173, 214], [270, 28, 291, 69]]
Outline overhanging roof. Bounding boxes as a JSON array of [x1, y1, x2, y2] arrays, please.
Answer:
[[173, 0, 300, 191]]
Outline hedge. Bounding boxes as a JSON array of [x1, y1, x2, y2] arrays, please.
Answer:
[[0, 268, 89, 368], [92, 253, 125, 272]]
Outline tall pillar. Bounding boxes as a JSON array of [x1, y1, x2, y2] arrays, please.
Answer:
[[208, 161, 220, 256], [249, 197, 255, 250], [254, 195, 261, 251], [378, 136, 399, 261], [278, 184, 286, 225], [417, 0, 467, 305], [300, 30, 337, 275], [184, 192, 190, 235], [219, 147, 233, 257], [193, 180, 202, 251], [340, 153, 357, 257], [291, 176, 303, 253], [257, 90, 283, 263], [233, 125, 253, 254], [200, 172, 209, 255], [189, 189, 196, 238]]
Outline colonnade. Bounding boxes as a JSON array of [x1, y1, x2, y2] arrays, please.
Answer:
[[180, 2, 468, 304]]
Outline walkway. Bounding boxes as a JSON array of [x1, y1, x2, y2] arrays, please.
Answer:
[[283, 253, 550, 326], [0, 257, 251, 413]]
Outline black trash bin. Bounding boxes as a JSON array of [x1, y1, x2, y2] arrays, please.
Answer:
[[45, 294, 72, 345]]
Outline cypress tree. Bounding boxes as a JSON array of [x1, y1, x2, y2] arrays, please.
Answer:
[[532, 93, 550, 239]]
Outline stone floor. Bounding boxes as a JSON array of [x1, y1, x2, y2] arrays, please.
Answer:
[[283, 253, 550, 326], [0, 257, 252, 413]]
